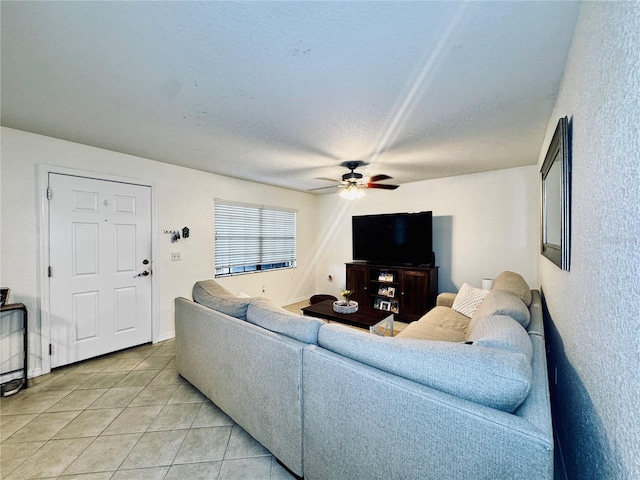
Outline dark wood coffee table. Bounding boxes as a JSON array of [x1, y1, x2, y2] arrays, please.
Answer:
[[302, 300, 394, 336]]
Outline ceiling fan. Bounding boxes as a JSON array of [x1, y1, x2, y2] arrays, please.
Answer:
[[310, 161, 399, 199]]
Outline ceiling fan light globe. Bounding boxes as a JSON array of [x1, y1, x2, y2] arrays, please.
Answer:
[[340, 185, 365, 200]]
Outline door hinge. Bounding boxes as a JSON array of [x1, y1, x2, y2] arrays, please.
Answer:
[[46, 187, 52, 200], [48, 266, 52, 277], [49, 344, 53, 356]]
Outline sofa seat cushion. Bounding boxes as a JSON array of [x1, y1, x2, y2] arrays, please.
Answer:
[[492, 271, 532, 307], [246, 302, 325, 344], [467, 289, 531, 337], [318, 322, 532, 412], [192, 279, 264, 320], [396, 307, 469, 342]]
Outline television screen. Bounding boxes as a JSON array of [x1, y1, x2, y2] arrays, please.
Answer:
[[352, 211, 433, 266]]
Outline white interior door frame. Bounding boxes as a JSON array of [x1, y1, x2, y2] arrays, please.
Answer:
[[37, 165, 158, 376]]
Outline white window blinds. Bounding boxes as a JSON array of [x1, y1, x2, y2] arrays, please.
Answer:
[[214, 200, 297, 276]]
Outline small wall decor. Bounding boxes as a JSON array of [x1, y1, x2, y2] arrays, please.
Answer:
[[164, 227, 189, 243], [164, 230, 180, 242], [540, 116, 571, 270]]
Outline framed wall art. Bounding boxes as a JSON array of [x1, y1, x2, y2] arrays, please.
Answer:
[[540, 116, 571, 270]]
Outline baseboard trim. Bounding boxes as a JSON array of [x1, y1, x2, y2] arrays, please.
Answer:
[[155, 331, 175, 343], [553, 421, 569, 480], [281, 295, 312, 307]]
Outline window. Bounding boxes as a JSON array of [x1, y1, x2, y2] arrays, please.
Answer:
[[214, 199, 297, 277]]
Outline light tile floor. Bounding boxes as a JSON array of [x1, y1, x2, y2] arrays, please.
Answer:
[[0, 339, 296, 480]]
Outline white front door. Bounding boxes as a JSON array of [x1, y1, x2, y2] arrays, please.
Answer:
[[48, 173, 152, 368]]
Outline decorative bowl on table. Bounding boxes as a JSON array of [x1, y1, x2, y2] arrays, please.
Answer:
[[333, 300, 358, 314]]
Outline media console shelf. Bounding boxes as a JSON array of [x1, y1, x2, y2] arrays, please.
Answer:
[[346, 262, 438, 323]]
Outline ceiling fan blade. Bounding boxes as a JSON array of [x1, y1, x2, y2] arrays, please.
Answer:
[[368, 174, 392, 182], [367, 183, 399, 190], [313, 162, 397, 194], [314, 177, 340, 183], [307, 184, 339, 192]]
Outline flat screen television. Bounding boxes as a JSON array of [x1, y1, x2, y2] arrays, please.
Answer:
[[352, 211, 434, 266]]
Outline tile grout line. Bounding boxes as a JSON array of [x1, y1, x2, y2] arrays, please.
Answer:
[[1, 345, 154, 479], [68, 360, 166, 476], [2, 339, 292, 480]]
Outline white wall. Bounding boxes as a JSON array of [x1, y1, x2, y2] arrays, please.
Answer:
[[314, 165, 539, 298], [0, 127, 319, 377], [3, 126, 538, 379], [537, 3, 640, 479]]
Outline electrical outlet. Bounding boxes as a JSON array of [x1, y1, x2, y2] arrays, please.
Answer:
[[171, 252, 181, 261]]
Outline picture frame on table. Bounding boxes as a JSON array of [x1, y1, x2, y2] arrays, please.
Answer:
[[390, 301, 399, 313]]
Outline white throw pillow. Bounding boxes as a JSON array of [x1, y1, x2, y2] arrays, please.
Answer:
[[452, 283, 490, 318]]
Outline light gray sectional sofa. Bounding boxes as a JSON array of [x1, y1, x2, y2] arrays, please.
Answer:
[[175, 272, 553, 479], [175, 280, 324, 477]]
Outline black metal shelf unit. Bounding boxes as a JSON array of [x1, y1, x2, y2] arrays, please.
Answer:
[[1, 303, 28, 396]]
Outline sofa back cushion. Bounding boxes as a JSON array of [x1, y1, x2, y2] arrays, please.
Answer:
[[317, 322, 532, 412], [466, 289, 531, 338], [467, 315, 532, 355], [246, 302, 325, 344], [492, 271, 532, 307], [192, 279, 258, 320]]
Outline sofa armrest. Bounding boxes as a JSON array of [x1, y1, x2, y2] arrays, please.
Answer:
[[436, 292, 457, 307]]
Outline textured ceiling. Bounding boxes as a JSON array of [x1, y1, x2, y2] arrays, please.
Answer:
[[1, 1, 580, 193]]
